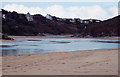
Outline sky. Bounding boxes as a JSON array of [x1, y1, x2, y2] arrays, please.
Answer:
[[1, 1, 119, 20]]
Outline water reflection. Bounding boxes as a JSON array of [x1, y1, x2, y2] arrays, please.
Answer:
[[1, 38, 119, 55], [50, 41, 71, 44]]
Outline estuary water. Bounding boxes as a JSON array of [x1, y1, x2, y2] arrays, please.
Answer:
[[0, 38, 119, 55]]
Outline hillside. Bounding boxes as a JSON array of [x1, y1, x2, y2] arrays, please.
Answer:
[[1, 9, 120, 37], [2, 9, 82, 35], [84, 15, 120, 37]]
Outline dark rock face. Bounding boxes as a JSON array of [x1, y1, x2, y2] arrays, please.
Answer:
[[2, 34, 14, 40]]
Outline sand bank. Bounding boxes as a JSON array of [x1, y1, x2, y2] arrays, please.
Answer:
[[96, 36, 119, 40], [2, 49, 118, 75], [8, 36, 119, 40], [9, 35, 74, 39]]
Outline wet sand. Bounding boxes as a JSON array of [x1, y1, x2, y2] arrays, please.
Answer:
[[9, 36, 119, 40], [9, 35, 74, 39], [2, 49, 118, 75], [96, 36, 119, 40]]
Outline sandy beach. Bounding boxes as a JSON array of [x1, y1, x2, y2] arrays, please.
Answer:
[[1, 1, 119, 76], [9, 35, 75, 39], [2, 48, 118, 75], [8, 36, 119, 41]]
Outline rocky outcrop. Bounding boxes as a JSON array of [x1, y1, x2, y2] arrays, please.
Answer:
[[1, 33, 14, 40]]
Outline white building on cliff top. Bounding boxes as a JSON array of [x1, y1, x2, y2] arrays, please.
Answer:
[[26, 12, 33, 21], [46, 14, 52, 20]]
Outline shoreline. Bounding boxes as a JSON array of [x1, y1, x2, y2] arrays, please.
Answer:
[[2, 48, 118, 75], [1, 36, 119, 75], [9, 36, 120, 40], [0, 36, 119, 42], [2, 48, 119, 57]]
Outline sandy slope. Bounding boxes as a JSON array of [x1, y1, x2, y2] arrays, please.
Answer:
[[2, 49, 118, 75]]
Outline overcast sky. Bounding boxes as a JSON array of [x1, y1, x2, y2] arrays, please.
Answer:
[[2, 2, 119, 20]]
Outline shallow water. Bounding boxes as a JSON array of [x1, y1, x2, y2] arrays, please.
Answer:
[[0, 38, 119, 55]]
